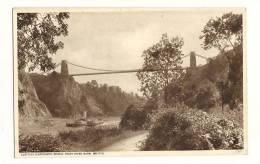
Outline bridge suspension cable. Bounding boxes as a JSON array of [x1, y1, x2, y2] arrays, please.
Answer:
[[66, 61, 120, 72], [182, 54, 190, 58], [55, 62, 61, 68], [58, 52, 208, 76], [61, 52, 208, 74], [195, 54, 208, 59], [69, 67, 189, 76], [182, 53, 208, 60]]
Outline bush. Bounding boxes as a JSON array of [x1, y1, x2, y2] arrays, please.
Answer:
[[59, 126, 121, 145], [141, 108, 243, 150], [19, 134, 64, 152], [119, 105, 147, 130], [196, 87, 216, 109]]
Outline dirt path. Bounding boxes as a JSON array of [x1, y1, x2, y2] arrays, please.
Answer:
[[100, 131, 149, 151]]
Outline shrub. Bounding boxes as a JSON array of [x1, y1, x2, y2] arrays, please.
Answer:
[[59, 126, 121, 145], [119, 105, 148, 130], [210, 106, 243, 127], [196, 87, 216, 110], [182, 79, 218, 110], [141, 108, 243, 150], [19, 134, 64, 152]]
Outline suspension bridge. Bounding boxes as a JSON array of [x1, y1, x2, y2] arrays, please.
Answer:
[[52, 51, 209, 76]]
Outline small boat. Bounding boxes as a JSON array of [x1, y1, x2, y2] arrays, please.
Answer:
[[66, 120, 87, 127], [66, 119, 104, 127]]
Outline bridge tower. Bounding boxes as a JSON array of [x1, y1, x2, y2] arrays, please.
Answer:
[[190, 51, 196, 68], [61, 60, 69, 76]]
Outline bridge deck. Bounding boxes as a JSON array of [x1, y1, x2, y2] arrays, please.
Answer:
[[70, 67, 188, 76]]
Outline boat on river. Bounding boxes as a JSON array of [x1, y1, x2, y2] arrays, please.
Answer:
[[66, 118, 104, 127]]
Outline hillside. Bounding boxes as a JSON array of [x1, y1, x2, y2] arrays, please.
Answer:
[[29, 72, 143, 118], [182, 53, 229, 109], [187, 53, 229, 85], [168, 48, 242, 111]]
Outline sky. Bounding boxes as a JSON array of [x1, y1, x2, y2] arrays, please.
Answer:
[[52, 8, 243, 95]]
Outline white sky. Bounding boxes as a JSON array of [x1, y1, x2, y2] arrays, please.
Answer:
[[52, 8, 243, 95]]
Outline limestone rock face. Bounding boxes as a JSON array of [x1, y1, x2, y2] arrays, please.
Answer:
[[30, 72, 102, 118], [18, 71, 51, 118]]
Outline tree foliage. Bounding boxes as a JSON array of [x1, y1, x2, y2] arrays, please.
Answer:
[[200, 12, 243, 109], [17, 12, 70, 72], [137, 34, 185, 104], [165, 81, 184, 106], [217, 45, 243, 109], [196, 87, 216, 109], [119, 105, 147, 130], [200, 12, 242, 58]]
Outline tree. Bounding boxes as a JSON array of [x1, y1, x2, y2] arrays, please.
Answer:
[[218, 45, 243, 109], [200, 12, 243, 109], [166, 81, 184, 107], [90, 80, 98, 87], [199, 12, 242, 63], [17, 12, 70, 72], [119, 105, 147, 130], [137, 34, 184, 105], [196, 87, 215, 110]]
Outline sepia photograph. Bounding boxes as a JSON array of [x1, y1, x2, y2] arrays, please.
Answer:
[[13, 8, 246, 156]]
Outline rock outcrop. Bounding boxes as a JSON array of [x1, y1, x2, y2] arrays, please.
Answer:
[[18, 71, 51, 118], [30, 72, 102, 117]]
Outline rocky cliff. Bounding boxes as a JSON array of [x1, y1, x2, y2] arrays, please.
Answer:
[[30, 72, 103, 118], [18, 71, 51, 118], [18, 70, 143, 118]]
